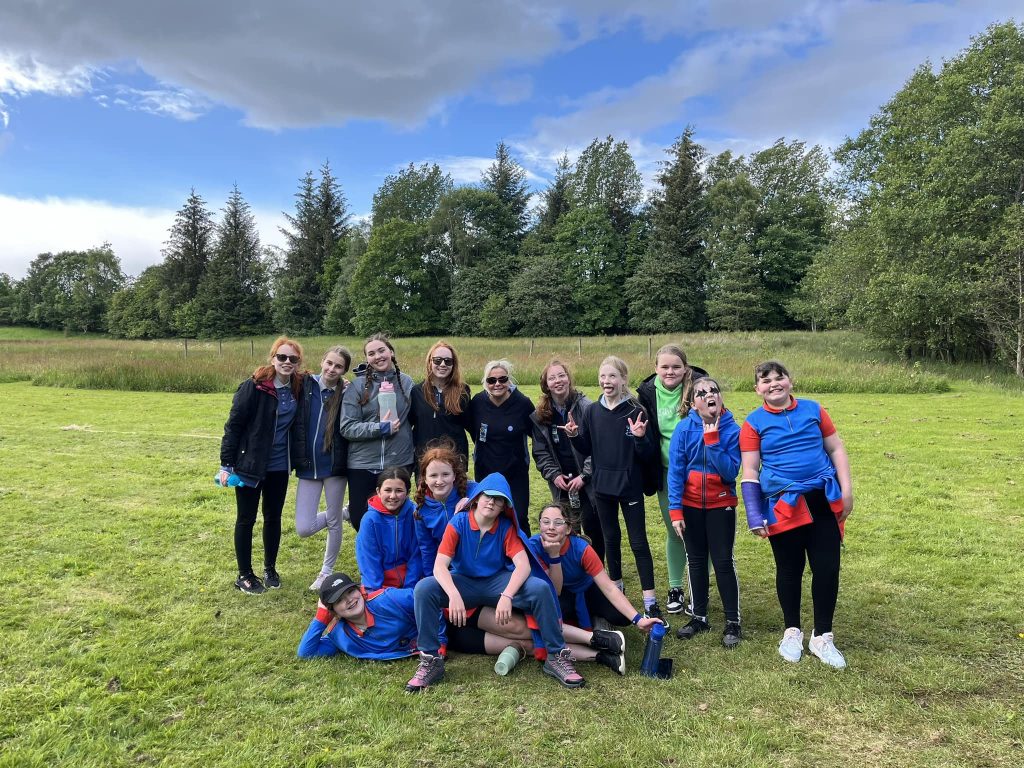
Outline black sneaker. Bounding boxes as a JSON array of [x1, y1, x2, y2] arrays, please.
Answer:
[[263, 568, 281, 589], [589, 629, 625, 655], [595, 649, 626, 676], [235, 572, 266, 595], [676, 617, 711, 640], [645, 602, 663, 621], [666, 587, 686, 615], [723, 622, 742, 649]]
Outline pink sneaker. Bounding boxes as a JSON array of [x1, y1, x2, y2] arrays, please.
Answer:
[[405, 652, 445, 693], [543, 649, 585, 689]]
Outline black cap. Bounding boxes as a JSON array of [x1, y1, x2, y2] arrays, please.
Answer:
[[319, 572, 360, 605]]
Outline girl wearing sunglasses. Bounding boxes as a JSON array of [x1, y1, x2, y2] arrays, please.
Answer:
[[666, 376, 743, 648], [468, 359, 536, 534], [219, 336, 309, 595], [409, 341, 472, 465]]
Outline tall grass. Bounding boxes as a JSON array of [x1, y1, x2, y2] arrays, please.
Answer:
[[0, 329, 966, 394]]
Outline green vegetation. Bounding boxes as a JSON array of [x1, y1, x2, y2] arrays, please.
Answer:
[[1, 376, 1021, 767], [0, 330, 966, 394]]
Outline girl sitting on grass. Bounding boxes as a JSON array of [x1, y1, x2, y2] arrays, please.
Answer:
[[740, 360, 854, 669], [413, 439, 475, 576], [667, 376, 743, 648], [355, 467, 423, 591]]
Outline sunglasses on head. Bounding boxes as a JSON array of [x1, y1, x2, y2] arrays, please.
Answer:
[[275, 353, 300, 364], [486, 375, 509, 385], [431, 357, 454, 366], [694, 386, 721, 399]]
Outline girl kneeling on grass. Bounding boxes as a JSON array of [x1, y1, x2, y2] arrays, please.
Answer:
[[296, 345, 351, 592], [408, 473, 584, 692], [740, 361, 854, 669], [355, 467, 423, 591], [219, 337, 308, 595], [563, 356, 661, 618], [667, 376, 742, 648]]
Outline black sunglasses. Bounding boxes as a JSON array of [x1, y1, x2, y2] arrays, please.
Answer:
[[431, 357, 454, 366], [275, 353, 300, 364], [694, 386, 721, 399], [486, 375, 510, 385]]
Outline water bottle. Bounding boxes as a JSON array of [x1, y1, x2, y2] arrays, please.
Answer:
[[214, 473, 245, 488], [377, 380, 397, 423], [494, 644, 523, 676], [640, 622, 667, 678], [567, 486, 581, 510]]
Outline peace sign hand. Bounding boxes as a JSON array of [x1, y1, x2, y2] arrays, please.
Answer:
[[558, 411, 579, 438], [627, 412, 648, 438]]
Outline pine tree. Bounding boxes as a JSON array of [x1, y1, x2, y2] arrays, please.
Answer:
[[160, 189, 215, 334]]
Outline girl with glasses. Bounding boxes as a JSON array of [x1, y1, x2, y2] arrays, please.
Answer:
[[468, 359, 537, 534], [409, 341, 472, 466], [340, 334, 415, 531], [219, 336, 309, 595], [666, 376, 743, 648]]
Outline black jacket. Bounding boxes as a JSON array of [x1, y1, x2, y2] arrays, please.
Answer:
[[636, 366, 708, 490], [220, 377, 309, 480], [409, 382, 472, 461], [530, 392, 596, 504], [469, 388, 535, 477], [569, 397, 656, 498]]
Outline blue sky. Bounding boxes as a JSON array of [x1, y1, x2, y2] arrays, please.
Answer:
[[0, 0, 1018, 278]]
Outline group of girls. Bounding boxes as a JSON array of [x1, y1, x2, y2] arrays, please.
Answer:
[[220, 334, 854, 671]]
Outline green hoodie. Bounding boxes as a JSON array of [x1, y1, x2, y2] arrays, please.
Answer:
[[654, 375, 683, 466]]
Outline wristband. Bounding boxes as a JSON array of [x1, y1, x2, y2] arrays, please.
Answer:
[[315, 606, 332, 624], [631, 613, 642, 625], [546, 556, 562, 565], [500, 592, 512, 601]]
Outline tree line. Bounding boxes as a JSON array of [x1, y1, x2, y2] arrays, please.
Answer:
[[1, 22, 1021, 375]]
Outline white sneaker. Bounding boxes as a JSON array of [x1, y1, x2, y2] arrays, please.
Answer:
[[309, 573, 329, 591], [808, 631, 847, 669], [778, 627, 804, 663]]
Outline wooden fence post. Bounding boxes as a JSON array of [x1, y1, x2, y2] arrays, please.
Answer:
[[578, 337, 582, 357], [250, 339, 255, 357], [184, 338, 188, 358]]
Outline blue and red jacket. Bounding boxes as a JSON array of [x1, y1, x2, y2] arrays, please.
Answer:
[[413, 481, 478, 576], [296, 586, 419, 661], [740, 397, 844, 536], [355, 496, 423, 590], [437, 473, 559, 658], [527, 533, 604, 630], [666, 407, 741, 521]]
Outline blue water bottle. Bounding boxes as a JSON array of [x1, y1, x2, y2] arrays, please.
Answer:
[[640, 622, 668, 678]]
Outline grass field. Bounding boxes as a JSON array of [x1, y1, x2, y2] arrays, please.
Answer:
[[1, 342, 1022, 767]]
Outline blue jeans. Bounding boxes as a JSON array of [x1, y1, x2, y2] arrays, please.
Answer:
[[415, 572, 565, 657]]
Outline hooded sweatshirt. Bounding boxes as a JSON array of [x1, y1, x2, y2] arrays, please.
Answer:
[[414, 481, 478, 576], [355, 496, 423, 590], [666, 407, 741, 520]]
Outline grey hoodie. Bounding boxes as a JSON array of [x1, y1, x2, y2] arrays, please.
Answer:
[[340, 365, 415, 471]]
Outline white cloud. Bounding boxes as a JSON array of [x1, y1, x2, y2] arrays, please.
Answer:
[[113, 85, 212, 121], [0, 195, 287, 279]]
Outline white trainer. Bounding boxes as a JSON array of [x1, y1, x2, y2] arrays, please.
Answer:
[[309, 573, 329, 591], [778, 627, 804, 663], [808, 631, 847, 669]]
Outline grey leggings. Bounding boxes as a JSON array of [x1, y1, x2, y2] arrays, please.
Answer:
[[295, 476, 347, 576]]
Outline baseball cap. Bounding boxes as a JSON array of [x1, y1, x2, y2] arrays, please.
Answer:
[[319, 572, 360, 605]]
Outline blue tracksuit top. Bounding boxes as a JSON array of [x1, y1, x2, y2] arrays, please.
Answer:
[[296, 586, 418, 660], [666, 407, 741, 514], [355, 496, 423, 590]]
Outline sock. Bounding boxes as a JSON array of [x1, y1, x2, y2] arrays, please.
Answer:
[[643, 595, 656, 610]]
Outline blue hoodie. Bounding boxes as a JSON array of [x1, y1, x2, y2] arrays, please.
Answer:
[[666, 407, 741, 519], [355, 496, 423, 590]]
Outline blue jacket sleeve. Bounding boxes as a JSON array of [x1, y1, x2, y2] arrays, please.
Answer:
[[404, 521, 424, 587], [355, 514, 385, 591], [666, 423, 688, 512], [297, 618, 341, 658], [415, 514, 437, 577]]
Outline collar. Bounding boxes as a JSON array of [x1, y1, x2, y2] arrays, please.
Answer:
[[763, 396, 799, 414], [468, 510, 499, 534], [344, 587, 377, 636]]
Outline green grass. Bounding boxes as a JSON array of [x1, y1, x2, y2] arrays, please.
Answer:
[[0, 329, 969, 394], [1, 379, 1022, 767]]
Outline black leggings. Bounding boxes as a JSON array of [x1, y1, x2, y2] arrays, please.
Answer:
[[233, 470, 289, 576], [551, 489, 605, 565], [682, 505, 740, 623], [347, 465, 415, 531], [594, 493, 655, 591], [768, 489, 841, 634], [559, 582, 630, 628]]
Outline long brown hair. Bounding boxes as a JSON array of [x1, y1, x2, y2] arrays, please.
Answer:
[[414, 439, 469, 508], [421, 340, 466, 415], [321, 345, 352, 454], [252, 336, 304, 398], [535, 359, 581, 425]]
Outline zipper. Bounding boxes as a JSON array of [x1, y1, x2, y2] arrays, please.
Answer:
[[313, 387, 327, 480]]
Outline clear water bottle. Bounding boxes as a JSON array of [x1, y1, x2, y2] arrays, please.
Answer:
[[567, 486, 581, 510], [377, 380, 397, 422]]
